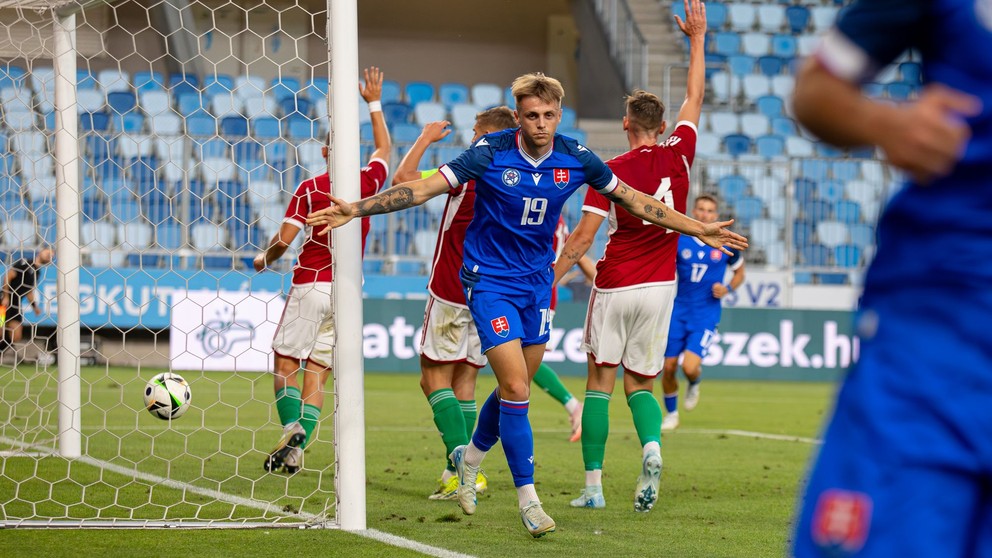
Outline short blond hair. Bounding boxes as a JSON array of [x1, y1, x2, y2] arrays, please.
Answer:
[[625, 89, 665, 134], [476, 106, 517, 132], [511, 73, 565, 109]]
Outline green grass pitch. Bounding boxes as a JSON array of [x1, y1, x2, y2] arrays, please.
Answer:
[[0, 366, 835, 557]]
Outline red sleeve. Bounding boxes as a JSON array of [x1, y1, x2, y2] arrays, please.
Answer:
[[665, 121, 698, 168], [580, 184, 610, 217], [283, 181, 309, 229], [360, 158, 389, 198]]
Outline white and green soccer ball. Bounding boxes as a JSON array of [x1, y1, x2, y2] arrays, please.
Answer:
[[143, 372, 192, 420]]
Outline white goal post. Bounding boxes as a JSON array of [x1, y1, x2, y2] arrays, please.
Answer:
[[0, 0, 366, 529]]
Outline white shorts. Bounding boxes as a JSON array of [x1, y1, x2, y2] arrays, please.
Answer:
[[582, 283, 677, 377], [271, 282, 334, 367], [419, 295, 487, 368]]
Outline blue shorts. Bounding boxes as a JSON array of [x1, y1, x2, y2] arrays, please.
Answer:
[[793, 288, 992, 557], [664, 306, 718, 359], [460, 265, 553, 353]]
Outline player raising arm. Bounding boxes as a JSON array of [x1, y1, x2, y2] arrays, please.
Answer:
[[308, 73, 745, 539], [789, 1, 988, 556], [252, 67, 390, 475], [553, 0, 707, 513]]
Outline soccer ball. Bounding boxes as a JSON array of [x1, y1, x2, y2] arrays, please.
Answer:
[[143, 372, 192, 420]]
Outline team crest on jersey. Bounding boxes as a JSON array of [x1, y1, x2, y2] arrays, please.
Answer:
[[811, 489, 872, 553], [491, 316, 510, 338], [710, 249, 723, 262], [502, 168, 521, 187], [681, 248, 692, 260], [553, 169, 570, 189]]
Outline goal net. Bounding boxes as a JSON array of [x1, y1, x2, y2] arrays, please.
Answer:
[[0, 0, 365, 528]]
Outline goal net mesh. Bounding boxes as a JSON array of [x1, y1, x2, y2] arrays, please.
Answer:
[[0, 0, 344, 527]]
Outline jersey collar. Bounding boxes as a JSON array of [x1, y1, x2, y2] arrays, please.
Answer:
[[516, 130, 553, 168]]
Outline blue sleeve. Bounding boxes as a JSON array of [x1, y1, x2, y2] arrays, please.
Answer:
[[728, 249, 743, 269], [819, 0, 928, 82], [575, 146, 618, 195], [439, 140, 493, 188]]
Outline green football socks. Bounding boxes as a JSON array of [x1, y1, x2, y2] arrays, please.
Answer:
[[581, 390, 611, 471], [275, 386, 302, 427], [627, 390, 662, 447], [300, 403, 321, 448], [534, 362, 575, 406], [427, 389, 467, 471]]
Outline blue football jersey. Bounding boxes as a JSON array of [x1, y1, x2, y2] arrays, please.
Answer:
[[817, 0, 992, 289], [673, 235, 742, 317], [439, 129, 618, 275]]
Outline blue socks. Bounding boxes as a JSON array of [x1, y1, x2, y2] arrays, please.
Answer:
[[470, 389, 535, 487]]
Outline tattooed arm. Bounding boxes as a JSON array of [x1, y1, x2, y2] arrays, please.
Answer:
[[606, 180, 749, 254], [553, 211, 604, 288], [306, 172, 451, 235]]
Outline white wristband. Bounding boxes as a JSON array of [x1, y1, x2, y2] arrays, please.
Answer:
[[368, 100, 382, 113]]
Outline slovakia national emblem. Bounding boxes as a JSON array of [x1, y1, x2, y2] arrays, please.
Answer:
[[502, 168, 521, 187], [491, 316, 510, 338], [553, 168, 570, 189], [710, 249, 724, 262], [811, 489, 872, 553]]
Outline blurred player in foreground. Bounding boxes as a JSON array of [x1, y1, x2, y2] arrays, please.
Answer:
[[789, 1, 987, 555]]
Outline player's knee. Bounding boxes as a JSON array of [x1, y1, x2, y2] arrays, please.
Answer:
[[499, 379, 530, 402]]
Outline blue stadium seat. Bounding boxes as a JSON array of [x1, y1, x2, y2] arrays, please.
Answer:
[[800, 159, 830, 181], [756, 134, 785, 159], [834, 244, 862, 268], [771, 116, 797, 137], [405, 81, 435, 105], [285, 116, 317, 140], [817, 179, 845, 203], [263, 141, 288, 171], [471, 83, 503, 108], [438, 82, 470, 107], [756, 94, 784, 118], [177, 92, 205, 116], [801, 243, 830, 267], [95, 157, 126, 183], [129, 155, 159, 189], [815, 142, 845, 158], [380, 79, 402, 104], [713, 32, 741, 56], [392, 122, 422, 144], [728, 55, 755, 77], [734, 196, 764, 224], [382, 101, 412, 124], [305, 77, 329, 99], [186, 113, 216, 136], [794, 177, 817, 203], [560, 106, 578, 129], [363, 259, 384, 274], [109, 198, 141, 223], [560, 128, 588, 144], [196, 137, 229, 160], [785, 5, 810, 34], [252, 116, 281, 140], [803, 199, 832, 221], [707, 2, 728, 29], [756, 55, 784, 76], [115, 112, 145, 133], [863, 82, 885, 98], [722, 133, 752, 157], [280, 96, 312, 118], [886, 82, 915, 101], [221, 115, 249, 137], [204, 74, 235, 96], [414, 101, 447, 126], [107, 91, 136, 115], [80, 112, 110, 132], [718, 175, 749, 204], [899, 62, 923, 84], [671, 0, 687, 24], [771, 35, 797, 60], [849, 223, 875, 248], [82, 197, 106, 221], [834, 200, 862, 224], [76, 69, 97, 90], [233, 139, 261, 162], [133, 71, 165, 92], [704, 53, 727, 79], [831, 160, 861, 181], [793, 219, 815, 246]]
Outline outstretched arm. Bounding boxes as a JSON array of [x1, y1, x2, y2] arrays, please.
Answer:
[[605, 180, 748, 254], [253, 223, 301, 271], [793, 58, 979, 183], [553, 211, 604, 287], [360, 67, 392, 164], [392, 121, 452, 185], [673, 0, 707, 126], [306, 172, 451, 235]]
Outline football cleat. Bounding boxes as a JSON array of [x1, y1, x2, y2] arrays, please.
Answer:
[[449, 445, 478, 515], [475, 469, 489, 494], [264, 421, 306, 473], [634, 450, 663, 512], [569, 486, 606, 509], [661, 411, 680, 432], [428, 475, 459, 500], [282, 446, 303, 474], [684, 382, 701, 411], [520, 500, 556, 538]]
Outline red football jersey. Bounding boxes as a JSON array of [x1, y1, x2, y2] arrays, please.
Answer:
[[426, 181, 477, 306], [283, 158, 387, 284], [583, 121, 696, 290]]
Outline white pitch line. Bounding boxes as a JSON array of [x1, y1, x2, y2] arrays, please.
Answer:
[[0, 435, 477, 558], [358, 529, 477, 558], [679, 428, 822, 445]]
